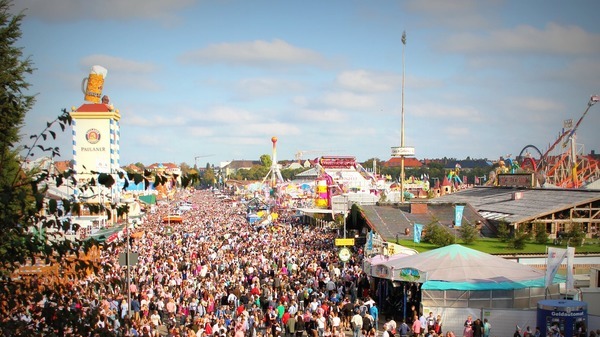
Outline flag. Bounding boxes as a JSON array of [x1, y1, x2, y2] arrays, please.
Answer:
[[366, 231, 373, 251], [545, 247, 567, 287], [413, 223, 423, 243], [566, 247, 575, 290], [454, 205, 465, 227]]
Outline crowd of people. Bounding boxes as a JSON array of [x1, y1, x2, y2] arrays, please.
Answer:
[[3, 188, 596, 337], [2, 189, 379, 336]]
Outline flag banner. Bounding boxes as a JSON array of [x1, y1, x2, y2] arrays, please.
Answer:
[[566, 247, 575, 290], [366, 231, 373, 251], [454, 205, 465, 227], [545, 247, 567, 287], [413, 223, 423, 243]]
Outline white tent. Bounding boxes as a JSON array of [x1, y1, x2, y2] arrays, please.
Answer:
[[379, 244, 548, 290]]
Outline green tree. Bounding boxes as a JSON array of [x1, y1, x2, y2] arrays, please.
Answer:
[[179, 161, 191, 175], [458, 223, 478, 245], [566, 222, 585, 247], [508, 225, 531, 250], [497, 221, 511, 242], [202, 163, 216, 187], [260, 154, 272, 168], [533, 222, 548, 244], [423, 220, 455, 247], [0, 0, 43, 276]]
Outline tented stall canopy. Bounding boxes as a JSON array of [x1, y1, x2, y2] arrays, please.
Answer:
[[364, 251, 414, 279], [371, 244, 564, 310], [380, 244, 548, 290]]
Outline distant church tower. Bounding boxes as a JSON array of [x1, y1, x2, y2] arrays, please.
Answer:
[[70, 98, 121, 179]]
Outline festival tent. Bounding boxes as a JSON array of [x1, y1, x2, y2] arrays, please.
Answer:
[[380, 244, 549, 290], [363, 253, 410, 279]]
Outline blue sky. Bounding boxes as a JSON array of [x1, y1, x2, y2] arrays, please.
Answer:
[[13, 0, 600, 167]]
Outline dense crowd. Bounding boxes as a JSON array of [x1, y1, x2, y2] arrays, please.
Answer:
[[4, 189, 595, 337], [2, 189, 375, 336]]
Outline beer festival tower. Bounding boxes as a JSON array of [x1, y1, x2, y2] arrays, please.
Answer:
[[70, 103, 121, 179]]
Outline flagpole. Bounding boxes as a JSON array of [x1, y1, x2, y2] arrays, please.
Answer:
[[545, 245, 549, 299], [565, 243, 568, 299], [400, 31, 406, 204]]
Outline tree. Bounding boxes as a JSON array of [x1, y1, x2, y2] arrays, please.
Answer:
[[533, 222, 548, 244], [508, 225, 531, 250], [0, 0, 46, 276], [566, 222, 585, 247], [458, 223, 478, 245], [201, 163, 216, 187], [496, 221, 511, 242], [179, 161, 191, 175], [423, 220, 455, 247], [260, 154, 272, 168]]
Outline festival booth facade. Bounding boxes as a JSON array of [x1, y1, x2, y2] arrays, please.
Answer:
[[379, 244, 562, 310]]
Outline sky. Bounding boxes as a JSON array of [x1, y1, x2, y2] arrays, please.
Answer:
[[13, 0, 600, 168]]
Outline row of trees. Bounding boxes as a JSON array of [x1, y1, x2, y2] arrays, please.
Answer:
[[423, 220, 587, 250]]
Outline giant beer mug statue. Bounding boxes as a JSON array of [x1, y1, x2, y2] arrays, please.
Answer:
[[81, 65, 108, 103]]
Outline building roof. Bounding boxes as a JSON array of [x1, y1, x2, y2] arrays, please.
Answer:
[[75, 103, 114, 112], [360, 203, 484, 240], [430, 186, 600, 224], [384, 157, 423, 168]]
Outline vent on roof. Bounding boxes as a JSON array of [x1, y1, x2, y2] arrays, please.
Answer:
[[512, 192, 523, 200]]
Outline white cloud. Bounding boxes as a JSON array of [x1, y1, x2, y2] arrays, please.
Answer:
[[336, 70, 400, 93], [513, 97, 565, 112], [79, 55, 162, 92], [200, 106, 261, 124], [441, 126, 471, 138], [186, 126, 214, 137], [226, 122, 302, 137], [236, 78, 304, 98], [411, 102, 482, 121], [14, 0, 195, 23], [297, 109, 347, 123], [442, 23, 600, 55], [80, 55, 158, 74], [321, 91, 377, 110], [180, 39, 329, 68], [406, 0, 495, 30]]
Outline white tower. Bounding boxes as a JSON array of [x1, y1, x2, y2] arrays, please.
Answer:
[[70, 102, 121, 180]]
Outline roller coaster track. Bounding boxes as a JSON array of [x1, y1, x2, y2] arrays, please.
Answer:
[[518, 95, 600, 188]]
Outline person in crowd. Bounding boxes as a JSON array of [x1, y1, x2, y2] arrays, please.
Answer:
[[411, 314, 421, 337], [472, 319, 483, 337], [482, 318, 490, 337]]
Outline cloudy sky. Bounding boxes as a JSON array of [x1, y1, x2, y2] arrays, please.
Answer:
[[13, 0, 600, 167]]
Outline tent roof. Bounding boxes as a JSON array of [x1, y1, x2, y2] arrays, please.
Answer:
[[381, 244, 546, 290]]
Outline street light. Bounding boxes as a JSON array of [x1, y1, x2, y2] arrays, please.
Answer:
[[120, 197, 135, 318]]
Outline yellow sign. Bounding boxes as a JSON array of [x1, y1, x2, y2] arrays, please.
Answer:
[[335, 238, 355, 246]]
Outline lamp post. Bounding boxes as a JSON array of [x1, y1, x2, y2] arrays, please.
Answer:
[[400, 31, 407, 203]]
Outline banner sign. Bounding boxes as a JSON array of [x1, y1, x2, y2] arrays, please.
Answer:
[[545, 247, 567, 287], [413, 223, 423, 243], [454, 205, 465, 227]]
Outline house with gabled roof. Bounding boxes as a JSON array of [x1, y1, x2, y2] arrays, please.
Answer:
[[382, 157, 424, 168]]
